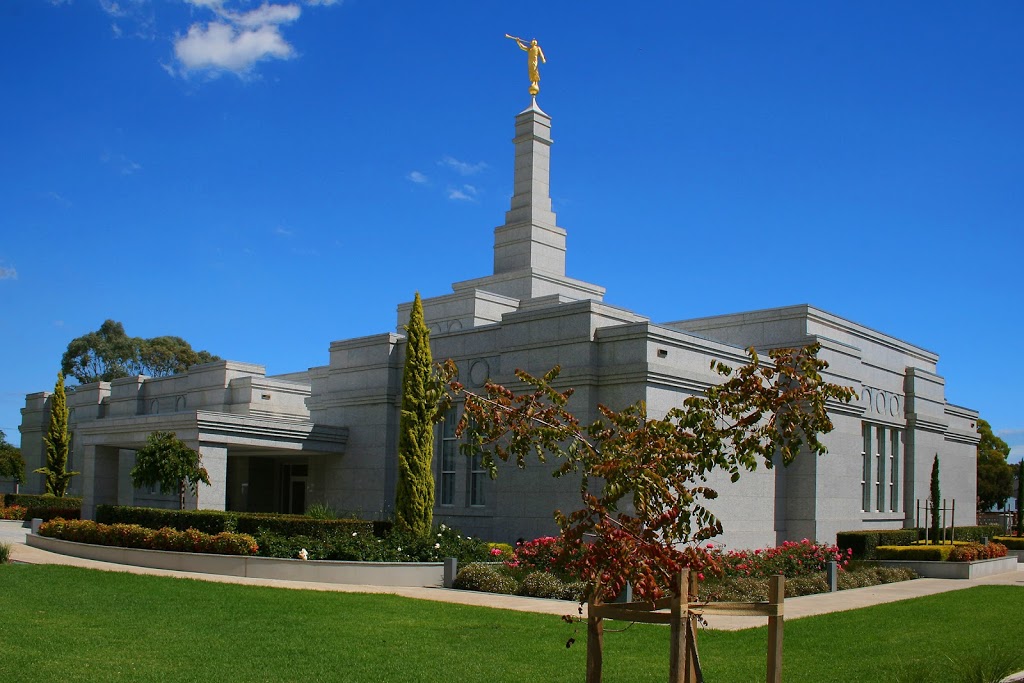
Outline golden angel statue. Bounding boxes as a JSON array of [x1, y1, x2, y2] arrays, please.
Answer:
[[506, 34, 546, 96]]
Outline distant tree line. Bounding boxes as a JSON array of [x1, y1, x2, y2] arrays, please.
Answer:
[[60, 320, 220, 385]]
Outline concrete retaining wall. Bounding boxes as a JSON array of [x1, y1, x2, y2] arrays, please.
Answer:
[[875, 555, 1019, 579], [26, 533, 444, 587]]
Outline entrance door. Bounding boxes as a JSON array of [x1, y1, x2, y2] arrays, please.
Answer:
[[289, 476, 307, 515]]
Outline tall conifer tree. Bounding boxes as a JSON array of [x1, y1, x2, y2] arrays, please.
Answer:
[[35, 373, 78, 496], [394, 292, 436, 536], [929, 454, 941, 542]]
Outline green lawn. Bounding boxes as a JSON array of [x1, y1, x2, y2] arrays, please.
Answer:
[[0, 565, 1021, 682]]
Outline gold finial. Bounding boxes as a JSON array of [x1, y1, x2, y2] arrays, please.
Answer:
[[505, 34, 546, 96]]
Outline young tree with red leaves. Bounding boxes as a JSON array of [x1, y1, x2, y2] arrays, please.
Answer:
[[441, 343, 854, 603]]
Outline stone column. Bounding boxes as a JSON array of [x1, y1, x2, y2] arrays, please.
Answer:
[[196, 443, 228, 511], [117, 449, 137, 506], [81, 444, 119, 520]]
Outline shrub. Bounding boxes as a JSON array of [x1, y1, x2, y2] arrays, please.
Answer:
[[95, 505, 376, 538], [0, 541, 10, 564], [876, 544, 955, 561], [518, 571, 568, 599], [453, 563, 518, 594], [305, 503, 337, 520], [0, 505, 28, 520], [993, 536, 1024, 550], [837, 529, 920, 560], [933, 525, 1002, 544], [38, 518, 258, 556], [948, 542, 1007, 562], [5, 494, 82, 509], [712, 539, 851, 579]]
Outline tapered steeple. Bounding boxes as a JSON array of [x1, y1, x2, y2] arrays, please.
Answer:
[[493, 99, 565, 276]]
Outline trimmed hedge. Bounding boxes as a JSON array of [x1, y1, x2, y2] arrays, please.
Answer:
[[837, 526, 1004, 560], [876, 541, 1008, 562], [876, 544, 955, 561], [837, 530, 920, 560], [39, 518, 258, 556], [993, 536, 1024, 550], [934, 525, 1002, 544], [0, 494, 82, 522], [95, 505, 387, 538]]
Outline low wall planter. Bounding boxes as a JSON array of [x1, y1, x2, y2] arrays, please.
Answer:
[[875, 555, 1019, 579], [26, 533, 444, 587]]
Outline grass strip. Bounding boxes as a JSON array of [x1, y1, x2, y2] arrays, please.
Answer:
[[0, 565, 1021, 682]]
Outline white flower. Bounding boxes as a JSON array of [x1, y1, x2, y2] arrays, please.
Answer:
[[298, 548, 308, 561], [352, 532, 357, 537], [440, 524, 447, 530], [397, 547, 402, 552], [437, 533, 442, 538], [434, 543, 441, 549]]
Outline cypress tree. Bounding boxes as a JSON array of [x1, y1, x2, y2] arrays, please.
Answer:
[[929, 454, 941, 543], [394, 292, 436, 536], [34, 372, 79, 497]]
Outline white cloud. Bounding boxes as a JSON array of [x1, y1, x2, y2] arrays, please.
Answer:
[[274, 226, 294, 237], [186, 0, 225, 8], [439, 156, 487, 176], [0, 266, 17, 281], [174, 21, 295, 74], [407, 171, 428, 184], [304, 0, 340, 5], [447, 184, 478, 202], [44, 191, 71, 206], [99, 0, 128, 18], [100, 151, 142, 175], [226, 3, 301, 28]]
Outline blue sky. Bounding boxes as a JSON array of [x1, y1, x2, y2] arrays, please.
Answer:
[[1, 1, 1021, 462]]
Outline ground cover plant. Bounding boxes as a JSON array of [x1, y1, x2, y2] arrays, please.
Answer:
[[0, 564, 1021, 683]]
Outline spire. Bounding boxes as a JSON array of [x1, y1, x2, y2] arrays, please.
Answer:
[[492, 99, 566, 277]]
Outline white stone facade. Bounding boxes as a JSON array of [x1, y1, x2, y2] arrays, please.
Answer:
[[17, 100, 979, 549]]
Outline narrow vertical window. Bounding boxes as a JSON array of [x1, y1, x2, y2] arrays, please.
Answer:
[[469, 454, 486, 507], [890, 429, 900, 512], [862, 423, 872, 512], [439, 408, 457, 506], [876, 426, 886, 511]]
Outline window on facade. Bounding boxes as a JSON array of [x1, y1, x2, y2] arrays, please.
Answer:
[[862, 423, 872, 512], [439, 408, 457, 506], [470, 454, 486, 507], [862, 421, 904, 514], [875, 426, 886, 512], [889, 429, 900, 512]]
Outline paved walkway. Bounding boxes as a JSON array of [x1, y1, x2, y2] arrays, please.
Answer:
[[3, 520, 1022, 631]]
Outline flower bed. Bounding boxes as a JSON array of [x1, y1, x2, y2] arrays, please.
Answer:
[[39, 518, 258, 556], [454, 537, 916, 601], [0, 505, 27, 521]]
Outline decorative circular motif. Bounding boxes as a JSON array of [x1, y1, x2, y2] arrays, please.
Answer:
[[469, 359, 490, 388], [875, 393, 885, 414], [889, 395, 899, 417], [861, 387, 873, 410]]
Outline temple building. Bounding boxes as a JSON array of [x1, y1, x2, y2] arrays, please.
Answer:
[[16, 99, 980, 549]]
